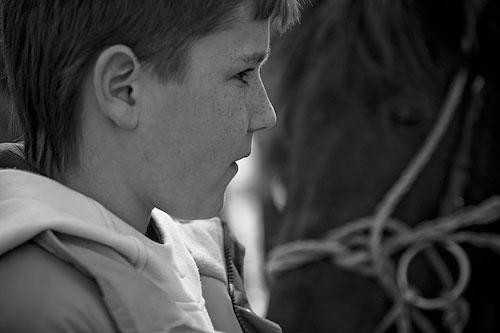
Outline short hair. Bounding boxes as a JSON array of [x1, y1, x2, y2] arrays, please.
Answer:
[[0, 0, 300, 178]]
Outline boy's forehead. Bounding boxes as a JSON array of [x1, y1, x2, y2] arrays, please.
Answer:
[[235, 48, 271, 66], [190, 9, 271, 68], [215, 27, 270, 68], [220, 2, 270, 51]]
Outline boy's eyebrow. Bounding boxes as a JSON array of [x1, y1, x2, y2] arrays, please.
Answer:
[[237, 48, 271, 65]]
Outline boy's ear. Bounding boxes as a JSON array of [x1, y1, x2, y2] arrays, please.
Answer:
[[93, 45, 141, 130]]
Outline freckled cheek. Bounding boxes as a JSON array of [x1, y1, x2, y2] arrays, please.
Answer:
[[222, 102, 248, 137], [190, 88, 246, 147]]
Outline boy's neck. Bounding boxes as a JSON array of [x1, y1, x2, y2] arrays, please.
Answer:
[[61, 165, 152, 234]]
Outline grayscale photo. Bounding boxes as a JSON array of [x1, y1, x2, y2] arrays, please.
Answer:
[[0, 1, 499, 332]]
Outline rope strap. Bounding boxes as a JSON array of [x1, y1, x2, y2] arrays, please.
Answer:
[[267, 197, 500, 332]]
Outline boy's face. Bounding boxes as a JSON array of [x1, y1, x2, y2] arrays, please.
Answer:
[[136, 4, 275, 219]]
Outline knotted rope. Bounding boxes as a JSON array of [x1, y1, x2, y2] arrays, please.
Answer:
[[267, 71, 500, 332]]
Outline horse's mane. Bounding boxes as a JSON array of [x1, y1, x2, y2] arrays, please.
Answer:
[[275, 0, 466, 112]]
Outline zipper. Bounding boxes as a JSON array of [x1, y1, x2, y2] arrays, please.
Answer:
[[222, 222, 253, 333]]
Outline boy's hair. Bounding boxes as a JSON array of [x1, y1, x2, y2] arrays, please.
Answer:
[[0, 0, 300, 178]]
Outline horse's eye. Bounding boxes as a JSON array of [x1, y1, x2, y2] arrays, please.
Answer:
[[389, 105, 423, 127]]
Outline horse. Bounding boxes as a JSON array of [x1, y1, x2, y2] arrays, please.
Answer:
[[260, 0, 500, 332], [0, 93, 12, 143], [0, 56, 14, 143]]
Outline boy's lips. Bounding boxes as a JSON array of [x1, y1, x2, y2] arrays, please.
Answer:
[[228, 161, 238, 175], [236, 150, 251, 161]]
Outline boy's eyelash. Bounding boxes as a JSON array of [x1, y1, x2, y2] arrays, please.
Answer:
[[235, 68, 254, 84]]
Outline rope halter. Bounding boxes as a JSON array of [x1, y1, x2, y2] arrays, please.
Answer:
[[267, 71, 500, 333]]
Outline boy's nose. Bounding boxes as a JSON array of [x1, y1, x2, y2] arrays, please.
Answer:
[[249, 83, 277, 132]]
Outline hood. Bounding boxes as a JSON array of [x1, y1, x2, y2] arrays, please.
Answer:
[[0, 168, 214, 330]]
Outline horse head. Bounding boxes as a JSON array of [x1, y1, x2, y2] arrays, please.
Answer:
[[262, 0, 500, 331]]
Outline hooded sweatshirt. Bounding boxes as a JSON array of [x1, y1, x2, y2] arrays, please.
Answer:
[[0, 168, 218, 332], [0, 143, 282, 333]]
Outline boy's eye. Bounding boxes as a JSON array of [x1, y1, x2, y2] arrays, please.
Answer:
[[234, 68, 254, 85]]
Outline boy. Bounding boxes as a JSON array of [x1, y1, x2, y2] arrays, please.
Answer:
[[0, 1, 299, 332]]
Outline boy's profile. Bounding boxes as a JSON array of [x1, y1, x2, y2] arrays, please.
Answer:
[[0, 1, 300, 332]]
